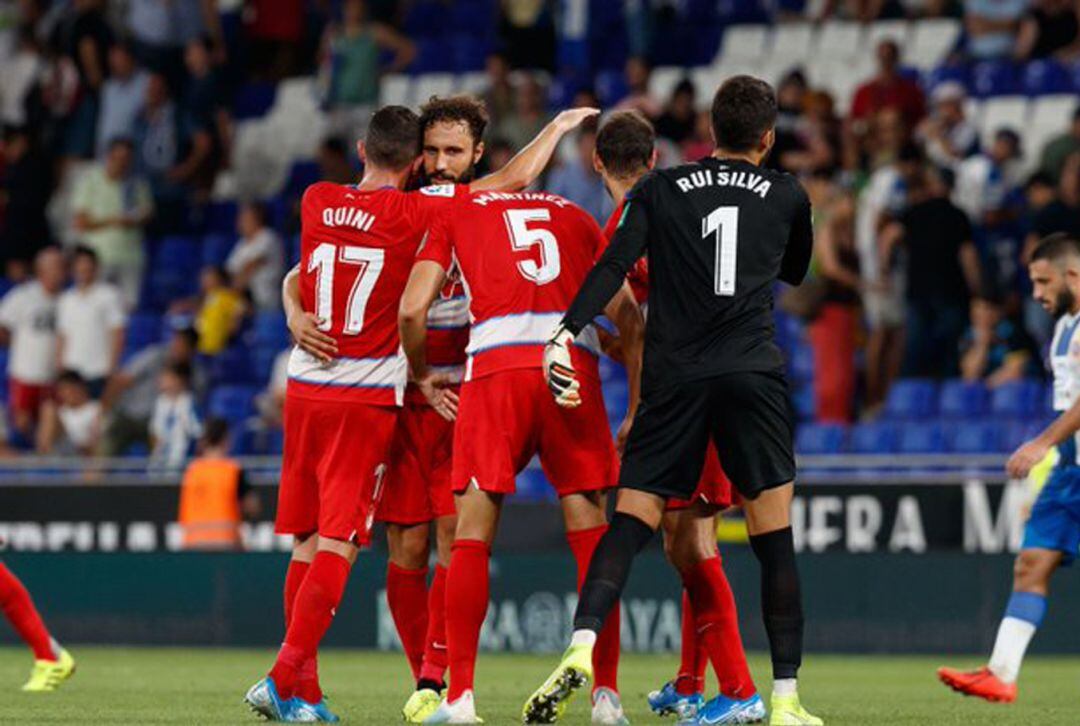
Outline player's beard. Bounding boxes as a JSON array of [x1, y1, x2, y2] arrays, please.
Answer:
[[1053, 287, 1076, 318], [427, 163, 477, 186]]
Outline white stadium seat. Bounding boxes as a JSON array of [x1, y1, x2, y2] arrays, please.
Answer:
[[274, 76, 319, 115], [719, 24, 770, 63], [456, 71, 488, 96], [412, 73, 456, 104], [1022, 95, 1079, 171], [379, 74, 412, 106], [649, 66, 690, 105], [813, 20, 865, 62], [903, 18, 961, 70], [980, 96, 1030, 149], [691, 66, 727, 109], [865, 20, 911, 52], [769, 22, 816, 66]]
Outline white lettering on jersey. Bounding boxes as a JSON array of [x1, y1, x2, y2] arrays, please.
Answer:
[[321, 206, 377, 232], [472, 191, 570, 207], [676, 167, 772, 199]]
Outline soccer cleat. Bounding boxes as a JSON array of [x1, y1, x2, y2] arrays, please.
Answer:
[[648, 681, 704, 719], [424, 690, 484, 724], [405, 688, 444, 723], [692, 693, 766, 724], [244, 677, 315, 722], [21, 648, 76, 692], [591, 687, 630, 725], [294, 696, 341, 723], [937, 666, 1017, 703], [522, 643, 594, 723], [768, 694, 823, 726]]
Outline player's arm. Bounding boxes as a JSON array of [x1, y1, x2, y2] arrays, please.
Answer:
[[1007, 402, 1080, 478], [281, 264, 338, 362], [470, 108, 600, 193], [779, 185, 814, 286], [399, 260, 458, 420], [603, 281, 644, 453], [546, 197, 650, 407]]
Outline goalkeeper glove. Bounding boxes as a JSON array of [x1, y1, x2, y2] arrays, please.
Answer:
[[543, 323, 582, 408]]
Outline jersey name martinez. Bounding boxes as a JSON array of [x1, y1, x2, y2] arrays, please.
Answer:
[[674, 166, 773, 199]]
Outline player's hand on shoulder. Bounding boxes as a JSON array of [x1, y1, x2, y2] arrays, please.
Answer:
[[544, 324, 582, 409], [553, 107, 600, 132], [287, 311, 338, 363], [417, 370, 459, 421], [1007, 438, 1050, 480]]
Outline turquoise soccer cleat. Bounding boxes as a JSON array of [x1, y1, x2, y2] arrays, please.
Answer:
[[648, 681, 705, 719], [293, 696, 341, 723], [244, 677, 316, 722], [691, 693, 766, 724]]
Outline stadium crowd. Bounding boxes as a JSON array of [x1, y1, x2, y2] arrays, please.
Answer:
[[0, 0, 1078, 462]]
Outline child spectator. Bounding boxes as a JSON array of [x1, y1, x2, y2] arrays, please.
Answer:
[[149, 361, 201, 469], [36, 371, 102, 456], [188, 266, 247, 355]]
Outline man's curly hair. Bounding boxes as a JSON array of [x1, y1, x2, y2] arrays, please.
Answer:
[[419, 95, 490, 144]]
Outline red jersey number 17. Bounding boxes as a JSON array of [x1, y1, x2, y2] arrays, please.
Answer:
[[309, 242, 385, 335]]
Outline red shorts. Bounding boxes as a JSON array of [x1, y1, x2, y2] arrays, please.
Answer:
[[667, 441, 735, 511], [376, 395, 456, 525], [452, 368, 616, 497], [276, 393, 398, 545], [9, 379, 51, 419]]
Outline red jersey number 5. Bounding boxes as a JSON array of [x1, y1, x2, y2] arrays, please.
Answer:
[[505, 208, 561, 285]]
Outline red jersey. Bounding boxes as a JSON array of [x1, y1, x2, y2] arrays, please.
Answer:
[[602, 199, 649, 304], [419, 190, 606, 381], [288, 182, 464, 405]]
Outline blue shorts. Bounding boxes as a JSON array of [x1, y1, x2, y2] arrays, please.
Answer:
[[1022, 466, 1080, 565]]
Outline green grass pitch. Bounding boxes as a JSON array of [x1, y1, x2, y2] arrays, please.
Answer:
[[0, 647, 1078, 724]]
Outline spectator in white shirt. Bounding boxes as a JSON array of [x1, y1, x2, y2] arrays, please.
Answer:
[[36, 371, 103, 456], [226, 202, 284, 311], [150, 361, 202, 470], [0, 247, 66, 437], [57, 247, 128, 397]]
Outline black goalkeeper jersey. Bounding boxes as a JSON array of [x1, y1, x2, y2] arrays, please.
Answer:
[[563, 156, 813, 392]]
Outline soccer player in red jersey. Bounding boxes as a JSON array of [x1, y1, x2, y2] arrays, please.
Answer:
[[594, 112, 763, 723], [0, 561, 75, 691], [265, 104, 600, 723], [399, 189, 645, 723]]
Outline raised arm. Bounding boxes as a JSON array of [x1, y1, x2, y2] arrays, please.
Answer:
[[470, 108, 600, 193], [282, 264, 338, 362], [399, 260, 456, 420]]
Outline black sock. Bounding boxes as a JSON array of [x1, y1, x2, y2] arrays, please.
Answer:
[[416, 678, 444, 693], [749, 526, 803, 680], [572, 512, 655, 632]]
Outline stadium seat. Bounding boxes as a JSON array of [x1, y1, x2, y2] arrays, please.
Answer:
[[252, 311, 290, 350], [595, 69, 629, 107], [903, 18, 961, 70], [813, 20, 864, 62], [379, 74, 413, 106], [883, 379, 938, 420], [979, 96, 1029, 148], [1023, 59, 1072, 96], [939, 379, 989, 418], [648, 66, 689, 105], [990, 379, 1043, 417], [789, 343, 814, 383], [865, 20, 911, 52], [208, 385, 258, 424], [233, 82, 277, 120], [208, 345, 255, 385], [769, 23, 816, 66], [252, 346, 280, 384], [795, 423, 847, 455], [457, 71, 488, 95], [718, 24, 769, 62], [898, 422, 946, 454], [205, 201, 239, 236], [848, 422, 900, 454], [971, 60, 1021, 98], [285, 161, 322, 198], [516, 465, 552, 502], [125, 312, 164, 355], [791, 385, 815, 421], [947, 420, 1005, 453], [201, 233, 234, 267], [413, 73, 457, 103]]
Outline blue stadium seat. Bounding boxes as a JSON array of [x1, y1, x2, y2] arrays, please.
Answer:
[[286, 161, 322, 199], [208, 345, 255, 385], [252, 311, 289, 348], [947, 420, 1005, 453], [451, 33, 492, 72], [848, 422, 900, 454], [1023, 59, 1071, 95], [125, 312, 164, 355], [603, 379, 629, 419], [789, 343, 814, 383], [287, 233, 301, 268], [791, 385, 815, 421], [155, 235, 200, 272], [515, 466, 552, 502], [252, 346, 280, 384], [884, 379, 938, 420], [595, 70, 629, 107], [990, 379, 1042, 417], [939, 379, 988, 418], [1003, 418, 1041, 451], [207, 385, 258, 423], [232, 82, 277, 120], [795, 423, 847, 454], [205, 201, 239, 236], [267, 427, 284, 455], [201, 233, 234, 267], [972, 60, 1021, 98], [898, 422, 946, 454], [923, 65, 971, 93]]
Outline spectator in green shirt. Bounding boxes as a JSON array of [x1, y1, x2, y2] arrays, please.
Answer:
[[1039, 106, 1080, 183]]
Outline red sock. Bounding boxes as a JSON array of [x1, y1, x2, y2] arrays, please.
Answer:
[[0, 562, 56, 661], [567, 525, 620, 694], [419, 564, 449, 684], [674, 590, 706, 695], [269, 551, 351, 698], [283, 560, 322, 703], [682, 556, 756, 700], [445, 539, 490, 701], [387, 563, 430, 680]]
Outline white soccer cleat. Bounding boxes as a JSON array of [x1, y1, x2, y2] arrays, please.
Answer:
[[591, 687, 630, 725], [424, 690, 484, 724]]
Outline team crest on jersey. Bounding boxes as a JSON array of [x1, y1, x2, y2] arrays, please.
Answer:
[[420, 184, 455, 197]]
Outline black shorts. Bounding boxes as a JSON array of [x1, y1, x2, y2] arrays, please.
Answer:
[[619, 370, 795, 501]]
